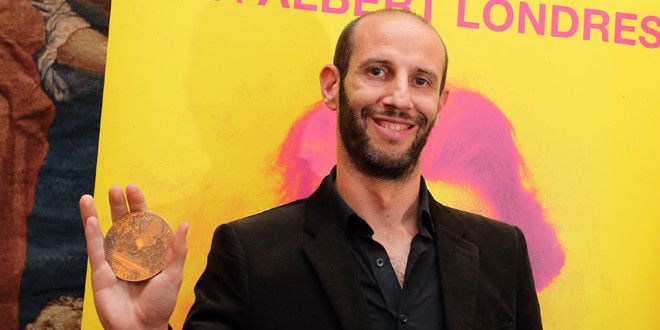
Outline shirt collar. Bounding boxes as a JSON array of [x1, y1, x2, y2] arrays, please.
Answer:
[[325, 167, 434, 239]]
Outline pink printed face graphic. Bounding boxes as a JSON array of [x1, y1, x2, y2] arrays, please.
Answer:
[[277, 88, 565, 291]]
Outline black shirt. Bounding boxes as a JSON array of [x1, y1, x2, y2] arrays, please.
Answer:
[[327, 171, 444, 330]]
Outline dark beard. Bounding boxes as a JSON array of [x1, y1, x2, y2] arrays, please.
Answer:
[[337, 81, 433, 181]]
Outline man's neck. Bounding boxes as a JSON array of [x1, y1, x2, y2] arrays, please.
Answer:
[[335, 160, 422, 231]]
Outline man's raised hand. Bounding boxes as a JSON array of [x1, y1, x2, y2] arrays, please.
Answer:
[[79, 184, 188, 330]]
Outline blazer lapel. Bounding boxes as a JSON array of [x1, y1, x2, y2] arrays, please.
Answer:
[[302, 182, 372, 330], [431, 198, 480, 330]]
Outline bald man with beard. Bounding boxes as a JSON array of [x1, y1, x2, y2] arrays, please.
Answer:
[[80, 9, 542, 330]]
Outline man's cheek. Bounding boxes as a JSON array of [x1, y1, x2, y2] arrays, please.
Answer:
[[411, 96, 439, 118]]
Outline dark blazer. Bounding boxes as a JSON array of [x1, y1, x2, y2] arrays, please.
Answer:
[[184, 179, 542, 330]]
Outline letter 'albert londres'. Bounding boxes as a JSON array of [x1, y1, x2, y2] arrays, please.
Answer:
[[229, 0, 659, 48], [458, 0, 660, 48]]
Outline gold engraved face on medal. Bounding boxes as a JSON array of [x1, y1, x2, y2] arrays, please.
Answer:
[[104, 210, 173, 282]]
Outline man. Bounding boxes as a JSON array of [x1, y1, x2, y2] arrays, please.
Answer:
[[80, 9, 542, 329]]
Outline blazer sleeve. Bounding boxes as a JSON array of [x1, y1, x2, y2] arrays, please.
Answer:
[[184, 224, 249, 329], [513, 226, 543, 330]]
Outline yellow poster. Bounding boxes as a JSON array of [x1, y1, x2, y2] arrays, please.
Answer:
[[84, 0, 660, 328]]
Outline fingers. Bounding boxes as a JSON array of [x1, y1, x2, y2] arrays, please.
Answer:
[[109, 185, 128, 221], [83, 216, 120, 292], [162, 222, 189, 285], [79, 195, 99, 227], [80, 194, 106, 272], [109, 184, 149, 221], [83, 216, 109, 273], [125, 184, 149, 212]]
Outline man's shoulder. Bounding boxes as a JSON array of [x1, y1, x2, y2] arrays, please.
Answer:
[[433, 201, 521, 245], [435, 202, 527, 271], [446, 205, 515, 231], [218, 198, 308, 239]]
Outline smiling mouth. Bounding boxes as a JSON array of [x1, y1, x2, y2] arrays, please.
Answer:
[[373, 119, 413, 131]]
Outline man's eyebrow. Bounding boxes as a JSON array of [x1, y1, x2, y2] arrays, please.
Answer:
[[358, 58, 392, 68], [417, 68, 438, 83]]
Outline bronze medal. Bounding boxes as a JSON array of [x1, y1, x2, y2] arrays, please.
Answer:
[[104, 210, 173, 282]]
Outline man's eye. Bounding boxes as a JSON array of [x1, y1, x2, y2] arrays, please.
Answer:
[[414, 78, 429, 86], [369, 68, 384, 76]]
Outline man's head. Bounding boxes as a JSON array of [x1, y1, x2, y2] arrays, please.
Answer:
[[320, 9, 450, 181], [333, 10, 449, 94]]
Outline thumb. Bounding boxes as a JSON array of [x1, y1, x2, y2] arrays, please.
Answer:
[[83, 216, 107, 272], [162, 222, 189, 284]]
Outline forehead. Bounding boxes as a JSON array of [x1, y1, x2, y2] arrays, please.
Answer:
[[350, 13, 446, 73]]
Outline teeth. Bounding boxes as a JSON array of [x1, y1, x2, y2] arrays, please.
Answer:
[[383, 122, 410, 131]]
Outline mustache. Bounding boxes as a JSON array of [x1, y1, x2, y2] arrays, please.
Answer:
[[360, 106, 429, 127]]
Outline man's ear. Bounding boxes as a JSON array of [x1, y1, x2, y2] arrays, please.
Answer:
[[319, 65, 340, 111], [436, 87, 450, 118]]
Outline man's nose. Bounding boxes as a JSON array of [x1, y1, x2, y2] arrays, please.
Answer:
[[382, 76, 413, 111]]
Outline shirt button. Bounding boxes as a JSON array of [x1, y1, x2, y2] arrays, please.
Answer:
[[399, 313, 408, 324], [375, 258, 385, 268]]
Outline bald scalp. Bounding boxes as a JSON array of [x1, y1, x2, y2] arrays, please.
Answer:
[[333, 9, 449, 93]]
